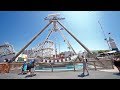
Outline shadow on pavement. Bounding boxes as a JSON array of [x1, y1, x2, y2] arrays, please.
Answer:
[[25, 74, 36, 78], [113, 73, 120, 76], [78, 73, 89, 77]]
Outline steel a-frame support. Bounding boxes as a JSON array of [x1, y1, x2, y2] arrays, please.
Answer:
[[12, 14, 103, 67], [12, 21, 52, 61], [57, 20, 104, 66], [57, 21, 93, 55]]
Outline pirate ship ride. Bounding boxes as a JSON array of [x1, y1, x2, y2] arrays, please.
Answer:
[[1, 13, 118, 73], [9, 13, 106, 70]]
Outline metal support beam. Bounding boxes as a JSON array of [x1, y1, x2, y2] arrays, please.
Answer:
[[35, 29, 53, 57], [57, 21, 105, 66], [98, 21, 111, 50], [58, 29, 76, 54], [41, 29, 53, 47], [57, 21, 93, 55], [12, 21, 52, 61]]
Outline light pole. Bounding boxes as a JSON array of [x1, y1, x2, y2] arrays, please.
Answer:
[[59, 41, 60, 55], [54, 37, 57, 58]]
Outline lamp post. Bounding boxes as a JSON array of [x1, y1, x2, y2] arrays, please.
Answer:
[[54, 37, 57, 58]]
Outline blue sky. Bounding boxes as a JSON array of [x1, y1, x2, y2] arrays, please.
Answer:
[[0, 11, 120, 53]]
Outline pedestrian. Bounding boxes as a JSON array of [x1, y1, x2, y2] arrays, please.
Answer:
[[78, 52, 89, 77]]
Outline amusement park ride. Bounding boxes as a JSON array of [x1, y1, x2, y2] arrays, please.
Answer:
[[12, 13, 97, 62], [0, 42, 15, 62], [1, 13, 110, 75]]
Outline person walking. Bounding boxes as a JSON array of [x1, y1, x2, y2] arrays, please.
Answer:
[[78, 52, 89, 77]]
